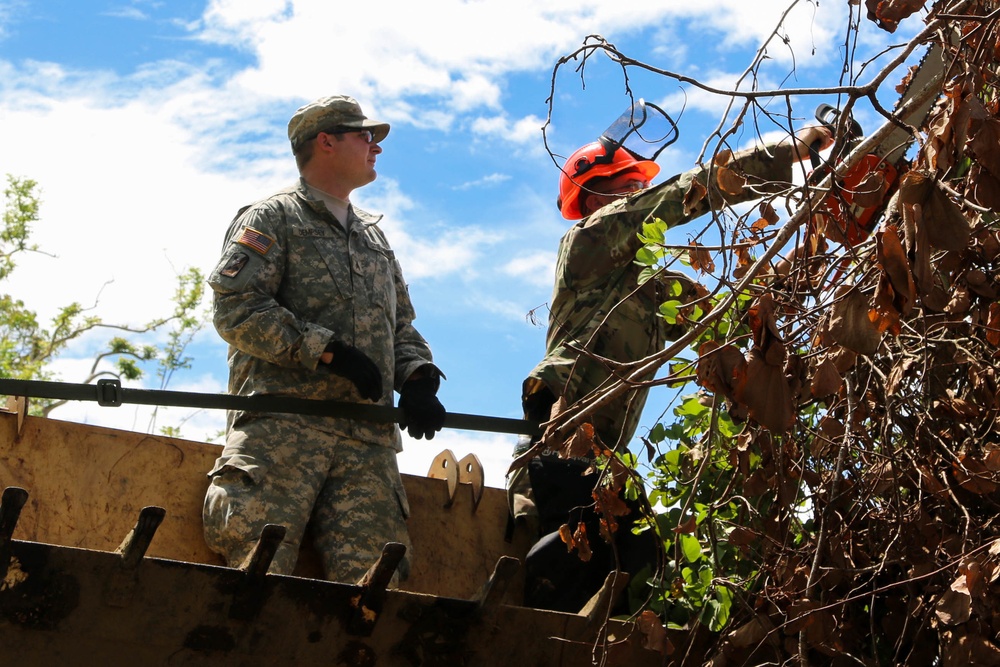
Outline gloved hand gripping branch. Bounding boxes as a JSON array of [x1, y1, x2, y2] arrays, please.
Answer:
[[399, 376, 446, 440], [322, 341, 384, 402]]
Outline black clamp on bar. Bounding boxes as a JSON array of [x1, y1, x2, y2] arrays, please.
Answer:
[[96, 379, 123, 406]]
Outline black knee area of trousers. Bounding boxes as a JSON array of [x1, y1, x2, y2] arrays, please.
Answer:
[[519, 385, 658, 613], [524, 456, 658, 614]]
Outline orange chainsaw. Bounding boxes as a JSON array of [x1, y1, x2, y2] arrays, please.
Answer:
[[808, 103, 894, 247], [807, 40, 949, 247]]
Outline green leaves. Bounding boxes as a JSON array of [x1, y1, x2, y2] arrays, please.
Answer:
[[679, 533, 702, 563], [0, 174, 210, 427], [659, 300, 681, 323], [638, 218, 668, 246], [635, 217, 673, 284], [0, 176, 40, 282], [704, 586, 733, 633], [637, 217, 710, 331], [640, 391, 764, 635]]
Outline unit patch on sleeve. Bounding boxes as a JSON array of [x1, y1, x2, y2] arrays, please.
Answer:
[[236, 227, 275, 255], [220, 252, 249, 278]]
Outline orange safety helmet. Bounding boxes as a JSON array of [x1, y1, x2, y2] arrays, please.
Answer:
[[557, 141, 660, 220]]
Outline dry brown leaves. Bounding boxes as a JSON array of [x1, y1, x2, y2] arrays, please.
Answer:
[[690, 7, 1000, 665], [683, 178, 708, 217], [688, 241, 715, 274], [821, 284, 882, 356], [865, 0, 925, 32], [695, 294, 799, 432], [637, 610, 674, 654], [559, 521, 593, 562]]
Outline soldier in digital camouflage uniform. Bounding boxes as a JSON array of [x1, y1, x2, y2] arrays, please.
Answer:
[[203, 95, 446, 585], [511, 125, 832, 612]]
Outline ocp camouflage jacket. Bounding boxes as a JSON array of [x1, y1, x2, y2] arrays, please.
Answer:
[[209, 178, 440, 450], [525, 141, 800, 448]]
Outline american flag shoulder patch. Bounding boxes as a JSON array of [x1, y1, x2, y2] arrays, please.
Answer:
[[236, 227, 275, 255]]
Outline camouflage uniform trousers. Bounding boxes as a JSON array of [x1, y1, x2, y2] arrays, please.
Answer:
[[202, 416, 411, 584], [507, 433, 538, 530]]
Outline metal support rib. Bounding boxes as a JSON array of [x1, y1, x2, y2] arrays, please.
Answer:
[[116, 506, 166, 567], [347, 541, 407, 637], [473, 556, 520, 615], [427, 449, 459, 508], [229, 523, 286, 621], [104, 506, 166, 607], [457, 453, 485, 511], [579, 570, 630, 632]]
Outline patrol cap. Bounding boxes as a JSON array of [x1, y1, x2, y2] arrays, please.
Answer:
[[287, 95, 390, 151]]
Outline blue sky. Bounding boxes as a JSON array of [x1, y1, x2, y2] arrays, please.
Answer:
[[0, 1, 924, 487]]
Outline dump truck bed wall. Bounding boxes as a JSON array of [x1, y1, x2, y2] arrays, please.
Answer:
[[0, 409, 666, 666], [1, 535, 662, 667], [0, 410, 528, 599]]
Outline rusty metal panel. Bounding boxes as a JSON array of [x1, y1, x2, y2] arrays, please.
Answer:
[[0, 539, 662, 666], [0, 412, 218, 562], [0, 412, 529, 599]]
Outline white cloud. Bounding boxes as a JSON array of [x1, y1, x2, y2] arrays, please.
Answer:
[[471, 115, 510, 136], [477, 296, 544, 325], [0, 91, 278, 326], [104, 6, 149, 21], [452, 173, 510, 191], [357, 176, 502, 281], [451, 74, 504, 112], [0, 1, 22, 41], [678, 0, 845, 66], [200, 0, 292, 43], [471, 113, 547, 147], [190, 0, 851, 132], [501, 251, 555, 288], [389, 226, 503, 282]]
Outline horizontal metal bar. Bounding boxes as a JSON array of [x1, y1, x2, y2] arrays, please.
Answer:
[[0, 378, 540, 438]]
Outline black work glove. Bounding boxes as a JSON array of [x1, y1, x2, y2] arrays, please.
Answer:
[[323, 341, 383, 402], [398, 377, 446, 440]]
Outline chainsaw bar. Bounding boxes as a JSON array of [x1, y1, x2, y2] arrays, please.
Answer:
[[876, 39, 949, 165], [807, 32, 955, 246]]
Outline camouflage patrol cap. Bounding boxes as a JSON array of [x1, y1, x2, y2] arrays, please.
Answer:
[[287, 96, 390, 151]]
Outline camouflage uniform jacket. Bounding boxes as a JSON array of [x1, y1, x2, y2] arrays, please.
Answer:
[[209, 178, 440, 451], [525, 141, 800, 448]]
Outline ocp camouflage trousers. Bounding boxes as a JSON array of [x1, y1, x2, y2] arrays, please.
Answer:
[[202, 416, 411, 584]]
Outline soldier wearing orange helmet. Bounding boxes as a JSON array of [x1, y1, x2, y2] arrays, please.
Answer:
[[510, 124, 832, 613], [556, 141, 662, 220]]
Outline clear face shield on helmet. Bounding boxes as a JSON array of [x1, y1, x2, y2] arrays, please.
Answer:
[[571, 99, 681, 179]]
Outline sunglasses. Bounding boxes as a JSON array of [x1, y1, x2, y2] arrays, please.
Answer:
[[321, 128, 376, 144]]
